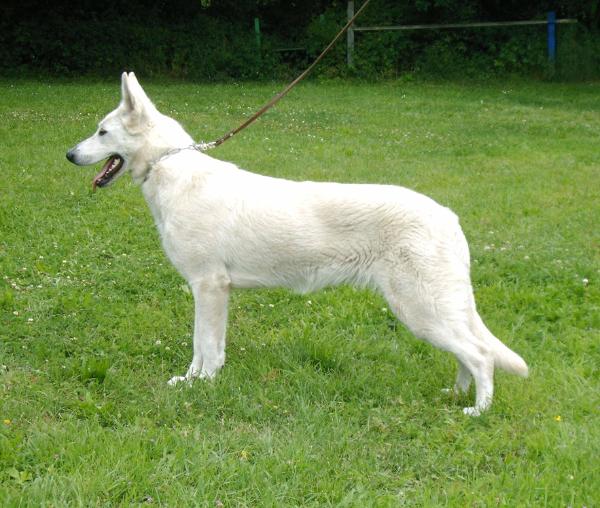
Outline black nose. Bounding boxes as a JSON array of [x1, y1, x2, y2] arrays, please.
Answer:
[[66, 150, 75, 163]]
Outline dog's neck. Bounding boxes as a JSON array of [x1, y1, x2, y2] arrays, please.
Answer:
[[135, 145, 186, 184], [130, 113, 196, 185]]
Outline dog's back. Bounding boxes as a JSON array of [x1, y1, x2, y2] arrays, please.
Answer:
[[145, 153, 461, 293]]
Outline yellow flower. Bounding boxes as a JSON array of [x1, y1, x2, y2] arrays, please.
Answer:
[[3, 419, 11, 425], [554, 415, 561, 422]]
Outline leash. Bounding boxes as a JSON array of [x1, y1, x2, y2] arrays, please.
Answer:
[[192, 0, 372, 153], [145, 0, 371, 174]]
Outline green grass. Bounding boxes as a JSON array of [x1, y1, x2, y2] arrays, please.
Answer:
[[1, 77, 599, 506]]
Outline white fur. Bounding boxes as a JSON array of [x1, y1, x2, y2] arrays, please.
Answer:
[[67, 72, 528, 415]]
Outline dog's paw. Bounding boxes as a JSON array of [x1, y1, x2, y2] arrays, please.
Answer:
[[462, 406, 481, 417], [167, 375, 191, 386], [167, 365, 214, 386], [442, 387, 466, 397]]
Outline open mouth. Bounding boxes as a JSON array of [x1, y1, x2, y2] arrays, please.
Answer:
[[92, 155, 124, 191]]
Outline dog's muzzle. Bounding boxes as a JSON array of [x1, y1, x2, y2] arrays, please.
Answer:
[[66, 149, 77, 163]]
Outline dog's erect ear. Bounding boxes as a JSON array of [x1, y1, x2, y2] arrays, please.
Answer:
[[120, 72, 156, 121], [121, 72, 137, 113]]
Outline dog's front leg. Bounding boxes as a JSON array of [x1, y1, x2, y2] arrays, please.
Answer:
[[168, 273, 230, 385]]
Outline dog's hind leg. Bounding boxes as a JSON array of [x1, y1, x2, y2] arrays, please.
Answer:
[[453, 338, 494, 416], [168, 273, 231, 385], [453, 360, 473, 394], [377, 273, 494, 415], [442, 360, 472, 396]]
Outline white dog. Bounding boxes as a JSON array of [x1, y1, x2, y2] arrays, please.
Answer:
[[67, 72, 528, 415]]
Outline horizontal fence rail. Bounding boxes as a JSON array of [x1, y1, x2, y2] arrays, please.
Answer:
[[352, 19, 577, 32]]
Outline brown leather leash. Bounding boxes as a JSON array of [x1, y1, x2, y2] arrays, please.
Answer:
[[194, 0, 371, 152]]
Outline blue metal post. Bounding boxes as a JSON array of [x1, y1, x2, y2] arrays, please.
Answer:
[[547, 11, 556, 62]]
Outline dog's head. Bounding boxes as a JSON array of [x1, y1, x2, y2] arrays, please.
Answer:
[[66, 72, 160, 190]]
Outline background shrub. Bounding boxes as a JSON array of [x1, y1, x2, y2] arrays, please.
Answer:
[[1, 0, 599, 80]]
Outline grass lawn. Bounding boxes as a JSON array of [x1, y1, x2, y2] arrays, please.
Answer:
[[0, 77, 599, 506]]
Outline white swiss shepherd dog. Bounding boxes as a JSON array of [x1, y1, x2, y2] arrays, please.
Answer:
[[67, 72, 528, 416]]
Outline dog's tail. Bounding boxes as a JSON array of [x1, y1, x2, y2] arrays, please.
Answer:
[[473, 311, 529, 377]]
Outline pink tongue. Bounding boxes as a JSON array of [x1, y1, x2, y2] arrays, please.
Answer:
[[92, 157, 115, 192]]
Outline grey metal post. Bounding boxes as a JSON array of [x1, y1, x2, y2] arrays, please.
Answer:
[[347, 1, 355, 67]]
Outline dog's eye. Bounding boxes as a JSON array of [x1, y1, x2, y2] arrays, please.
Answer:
[[98, 129, 107, 136]]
